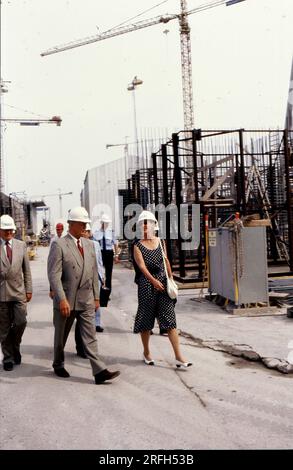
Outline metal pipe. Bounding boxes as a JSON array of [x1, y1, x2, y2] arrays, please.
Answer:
[[172, 132, 185, 278], [152, 152, 159, 207], [238, 129, 246, 215], [192, 129, 203, 279], [161, 144, 169, 206], [161, 144, 172, 265], [284, 129, 293, 270]]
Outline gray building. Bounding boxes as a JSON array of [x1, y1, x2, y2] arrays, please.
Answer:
[[81, 157, 126, 235]]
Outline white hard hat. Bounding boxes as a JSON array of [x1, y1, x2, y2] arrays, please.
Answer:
[[0, 214, 16, 230], [67, 206, 91, 223], [137, 210, 159, 230], [100, 214, 111, 223], [85, 223, 91, 231]]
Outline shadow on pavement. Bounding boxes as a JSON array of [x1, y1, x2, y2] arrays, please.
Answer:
[[100, 354, 172, 370], [21, 344, 53, 360], [103, 326, 130, 334], [27, 321, 53, 330], [0, 362, 95, 384]]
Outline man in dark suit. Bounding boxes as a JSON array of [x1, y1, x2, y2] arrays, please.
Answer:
[[93, 214, 119, 292], [0, 215, 32, 371], [47, 206, 120, 384]]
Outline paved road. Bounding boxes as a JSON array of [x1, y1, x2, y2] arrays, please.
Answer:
[[1, 247, 293, 449]]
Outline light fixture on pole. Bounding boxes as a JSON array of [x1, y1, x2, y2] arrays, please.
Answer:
[[127, 76, 143, 171], [106, 137, 130, 181]]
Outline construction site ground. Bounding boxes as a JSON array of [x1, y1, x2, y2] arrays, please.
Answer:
[[1, 246, 293, 450]]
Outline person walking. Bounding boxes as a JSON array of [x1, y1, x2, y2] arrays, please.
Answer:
[[0, 215, 32, 371], [49, 222, 64, 299], [93, 214, 119, 292], [75, 223, 105, 358], [88, 224, 105, 332], [133, 210, 192, 368], [51, 222, 64, 243], [47, 206, 120, 384]]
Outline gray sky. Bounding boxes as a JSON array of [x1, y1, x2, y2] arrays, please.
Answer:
[[1, 0, 293, 226]]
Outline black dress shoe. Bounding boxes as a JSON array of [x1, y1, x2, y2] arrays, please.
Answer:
[[76, 351, 87, 358], [95, 326, 104, 333], [14, 351, 22, 365], [94, 369, 120, 384], [54, 367, 70, 378], [3, 362, 14, 371]]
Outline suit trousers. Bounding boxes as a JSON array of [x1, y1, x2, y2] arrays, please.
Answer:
[[53, 306, 106, 375], [75, 316, 85, 355], [0, 301, 27, 363], [101, 250, 114, 291], [75, 306, 102, 355]]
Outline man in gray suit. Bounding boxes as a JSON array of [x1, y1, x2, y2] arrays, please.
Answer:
[[0, 214, 32, 371], [47, 206, 120, 384]]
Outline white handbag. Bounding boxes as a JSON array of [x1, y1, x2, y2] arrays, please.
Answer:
[[159, 240, 178, 300]]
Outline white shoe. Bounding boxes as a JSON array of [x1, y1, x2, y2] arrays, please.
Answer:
[[143, 355, 155, 365], [176, 360, 193, 368]]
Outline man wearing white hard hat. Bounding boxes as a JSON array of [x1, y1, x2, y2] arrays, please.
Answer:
[[75, 223, 105, 358], [93, 213, 119, 293], [0, 214, 32, 371], [47, 206, 120, 384]]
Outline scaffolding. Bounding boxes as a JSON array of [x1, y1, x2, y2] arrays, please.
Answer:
[[122, 128, 293, 282]]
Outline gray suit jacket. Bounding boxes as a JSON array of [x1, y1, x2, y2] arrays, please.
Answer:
[[0, 238, 32, 302], [47, 234, 100, 311]]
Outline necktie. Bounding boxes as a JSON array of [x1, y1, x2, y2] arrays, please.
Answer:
[[77, 239, 84, 258], [102, 234, 106, 251], [6, 241, 12, 263]]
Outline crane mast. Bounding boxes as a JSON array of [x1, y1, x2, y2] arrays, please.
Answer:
[[179, 0, 194, 130]]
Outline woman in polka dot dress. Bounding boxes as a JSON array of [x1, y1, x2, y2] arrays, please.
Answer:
[[133, 211, 192, 368]]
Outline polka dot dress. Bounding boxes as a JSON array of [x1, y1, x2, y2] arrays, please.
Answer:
[[133, 240, 177, 333]]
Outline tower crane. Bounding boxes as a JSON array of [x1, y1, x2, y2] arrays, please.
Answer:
[[31, 189, 73, 219], [0, 116, 62, 126], [0, 112, 62, 210], [41, 0, 246, 131]]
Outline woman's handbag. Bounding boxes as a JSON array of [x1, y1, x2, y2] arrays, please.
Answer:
[[159, 239, 178, 300], [99, 285, 110, 307], [166, 276, 179, 300], [99, 274, 110, 307]]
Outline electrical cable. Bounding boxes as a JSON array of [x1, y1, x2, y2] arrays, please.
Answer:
[[3, 103, 48, 119], [103, 0, 170, 33]]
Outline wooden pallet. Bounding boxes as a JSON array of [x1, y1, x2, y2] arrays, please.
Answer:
[[230, 306, 284, 317]]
